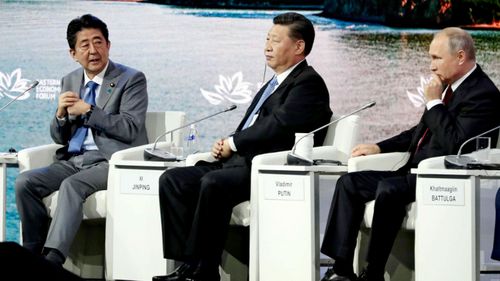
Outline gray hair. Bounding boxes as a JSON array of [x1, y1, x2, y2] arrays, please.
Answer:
[[436, 27, 476, 61]]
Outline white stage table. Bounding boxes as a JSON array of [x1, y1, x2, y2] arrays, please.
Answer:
[[250, 164, 347, 281], [106, 157, 184, 281], [414, 167, 500, 281]]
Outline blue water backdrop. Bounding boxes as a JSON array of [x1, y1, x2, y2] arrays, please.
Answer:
[[0, 1, 499, 242]]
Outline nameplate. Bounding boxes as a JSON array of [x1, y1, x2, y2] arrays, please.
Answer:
[[261, 174, 305, 201], [119, 169, 159, 195], [422, 181, 465, 206]]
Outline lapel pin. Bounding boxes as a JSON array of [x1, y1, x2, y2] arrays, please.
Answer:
[[110, 82, 115, 87]]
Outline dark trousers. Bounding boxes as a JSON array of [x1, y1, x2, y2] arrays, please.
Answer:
[[158, 162, 250, 265], [320, 170, 416, 272], [492, 188, 500, 260]]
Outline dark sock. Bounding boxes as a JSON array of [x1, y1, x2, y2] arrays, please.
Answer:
[[196, 259, 219, 278], [334, 258, 354, 276], [44, 248, 65, 266], [366, 263, 384, 278], [199, 259, 219, 271], [185, 259, 199, 267]]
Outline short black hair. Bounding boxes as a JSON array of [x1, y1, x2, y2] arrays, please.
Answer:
[[66, 14, 109, 49], [273, 12, 315, 56]]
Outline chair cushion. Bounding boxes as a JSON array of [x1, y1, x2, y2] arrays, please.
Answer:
[[362, 200, 415, 230], [43, 190, 107, 220], [230, 201, 250, 227]]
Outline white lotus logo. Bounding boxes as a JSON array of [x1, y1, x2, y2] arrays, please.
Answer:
[[406, 75, 432, 107], [200, 72, 253, 105], [0, 69, 31, 100]]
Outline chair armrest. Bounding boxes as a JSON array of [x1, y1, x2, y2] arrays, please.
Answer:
[[417, 155, 447, 169], [347, 152, 410, 172], [311, 146, 350, 164], [110, 141, 178, 162], [185, 152, 215, 166], [18, 144, 63, 172], [252, 151, 288, 166], [490, 149, 500, 162], [252, 146, 351, 166]]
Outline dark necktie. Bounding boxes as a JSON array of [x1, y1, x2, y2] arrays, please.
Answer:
[[242, 77, 278, 129], [442, 85, 453, 105], [415, 86, 453, 152], [68, 81, 98, 154]]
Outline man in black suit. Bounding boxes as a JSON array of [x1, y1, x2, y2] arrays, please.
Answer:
[[320, 27, 500, 281], [153, 12, 332, 281]]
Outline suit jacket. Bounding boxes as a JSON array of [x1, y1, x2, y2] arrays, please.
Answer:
[[227, 60, 332, 167], [50, 60, 149, 160], [378, 65, 500, 168]]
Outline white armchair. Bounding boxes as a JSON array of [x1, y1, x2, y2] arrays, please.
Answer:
[[348, 152, 414, 281], [16, 111, 186, 279], [350, 133, 500, 281], [185, 114, 360, 281]]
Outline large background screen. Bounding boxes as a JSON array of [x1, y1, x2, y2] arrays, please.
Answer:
[[1, 0, 499, 242]]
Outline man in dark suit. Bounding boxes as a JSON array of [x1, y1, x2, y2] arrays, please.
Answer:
[[153, 12, 332, 281], [320, 27, 500, 281], [15, 14, 148, 267]]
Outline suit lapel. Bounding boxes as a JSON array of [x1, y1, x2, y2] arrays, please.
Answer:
[[237, 82, 267, 130], [258, 61, 307, 110], [447, 65, 482, 111], [97, 60, 120, 108], [236, 61, 308, 131], [410, 113, 428, 151]]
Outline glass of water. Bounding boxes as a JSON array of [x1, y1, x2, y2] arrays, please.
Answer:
[[475, 137, 491, 162]]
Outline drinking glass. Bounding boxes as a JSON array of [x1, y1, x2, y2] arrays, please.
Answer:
[[475, 137, 491, 162]]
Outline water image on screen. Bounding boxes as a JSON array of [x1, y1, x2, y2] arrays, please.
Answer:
[[0, 0, 499, 243]]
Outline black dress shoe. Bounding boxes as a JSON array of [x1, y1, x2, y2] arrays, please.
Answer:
[[357, 268, 384, 281], [185, 264, 220, 281], [152, 263, 196, 281], [321, 267, 357, 281]]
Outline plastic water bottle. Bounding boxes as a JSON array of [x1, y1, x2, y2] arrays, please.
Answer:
[[186, 124, 199, 155]]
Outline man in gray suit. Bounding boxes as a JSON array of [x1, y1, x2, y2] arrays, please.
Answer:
[[15, 14, 148, 266]]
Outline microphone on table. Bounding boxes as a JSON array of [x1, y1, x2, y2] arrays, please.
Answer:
[[0, 80, 39, 112], [144, 104, 237, 161], [287, 101, 376, 166], [444, 124, 500, 169]]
